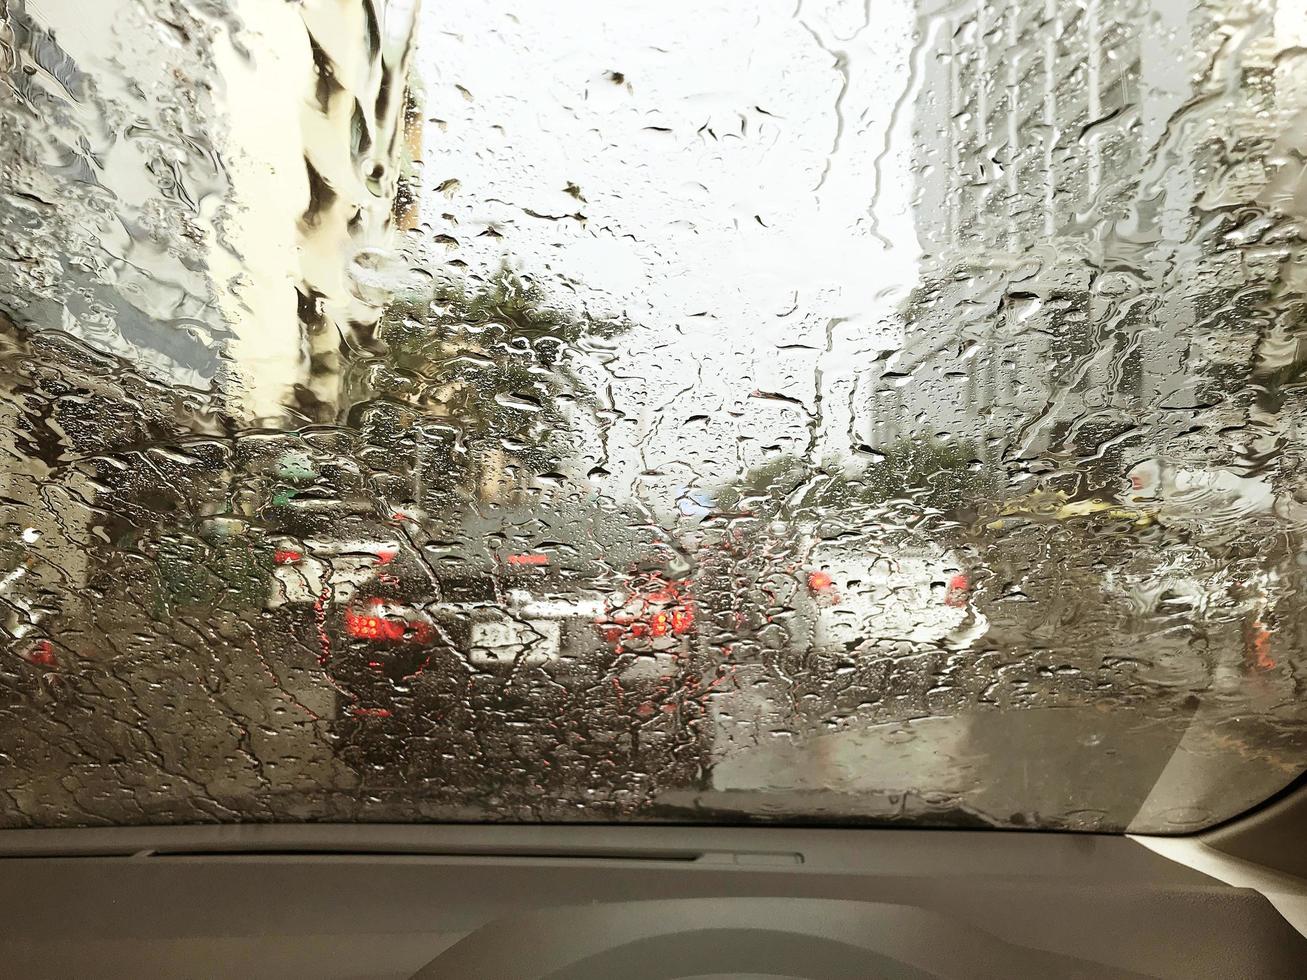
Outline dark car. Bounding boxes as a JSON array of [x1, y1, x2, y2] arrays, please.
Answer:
[[300, 499, 714, 794], [325, 502, 699, 688]]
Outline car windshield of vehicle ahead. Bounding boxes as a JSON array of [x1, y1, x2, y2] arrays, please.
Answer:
[[1, 0, 1305, 834]]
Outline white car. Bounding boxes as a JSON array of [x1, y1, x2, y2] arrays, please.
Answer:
[[266, 536, 404, 609], [795, 532, 986, 653], [459, 587, 604, 667]]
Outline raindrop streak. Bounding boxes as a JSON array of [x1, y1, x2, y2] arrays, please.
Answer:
[[0, 0, 1304, 836]]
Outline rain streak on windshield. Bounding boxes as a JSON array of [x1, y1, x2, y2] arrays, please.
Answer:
[[1, 0, 1306, 832]]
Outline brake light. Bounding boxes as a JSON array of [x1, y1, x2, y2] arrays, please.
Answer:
[[597, 575, 697, 648], [375, 546, 398, 564], [944, 573, 970, 608], [25, 639, 58, 668], [506, 553, 549, 566], [807, 570, 833, 592], [274, 549, 302, 564], [345, 607, 406, 642], [1248, 620, 1275, 670]]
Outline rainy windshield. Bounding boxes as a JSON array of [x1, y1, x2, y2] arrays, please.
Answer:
[[2, 0, 1306, 833]]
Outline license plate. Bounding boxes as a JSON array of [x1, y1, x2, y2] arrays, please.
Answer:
[[469, 617, 560, 665]]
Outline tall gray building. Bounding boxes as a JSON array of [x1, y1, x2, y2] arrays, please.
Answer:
[[873, 0, 1290, 467]]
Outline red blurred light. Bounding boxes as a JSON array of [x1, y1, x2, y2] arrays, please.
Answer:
[[807, 570, 833, 591], [506, 553, 549, 566], [375, 546, 398, 564], [944, 573, 970, 608], [274, 549, 302, 564], [671, 608, 694, 634], [1249, 621, 1275, 670], [351, 707, 392, 719], [598, 576, 697, 647], [26, 639, 58, 668], [345, 606, 406, 642]]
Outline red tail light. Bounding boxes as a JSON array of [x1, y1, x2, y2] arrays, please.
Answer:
[[25, 639, 58, 668], [506, 553, 549, 566], [597, 574, 697, 647], [1248, 620, 1275, 670], [807, 570, 833, 592], [345, 607, 406, 642], [944, 573, 970, 608], [274, 549, 302, 564]]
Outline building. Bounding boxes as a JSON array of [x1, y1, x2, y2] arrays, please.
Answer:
[[873, 0, 1301, 470], [0, 0, 419, 425], [0, 2, 421, 808]]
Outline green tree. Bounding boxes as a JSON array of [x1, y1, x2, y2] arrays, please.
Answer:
[[353, 270, 631, 504], [714, 438, 1002, 523]]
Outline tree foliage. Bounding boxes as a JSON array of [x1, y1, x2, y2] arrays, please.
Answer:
[[363, 270, 633, 492], [714, 438, 1003, 521]]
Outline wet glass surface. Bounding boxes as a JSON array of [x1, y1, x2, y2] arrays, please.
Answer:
[[2, 0, 1306, 831]]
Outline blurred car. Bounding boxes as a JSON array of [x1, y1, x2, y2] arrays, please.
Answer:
[[793, 529, 986, 653], [300, 500, 715, 793], [1100, 544, 1286, 683], [282, 500, 699, 704], [266, 528, 405, 609], [978, 488, 1154, 531]]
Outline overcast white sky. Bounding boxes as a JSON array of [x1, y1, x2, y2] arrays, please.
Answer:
[[408, 0, 925, 491]]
